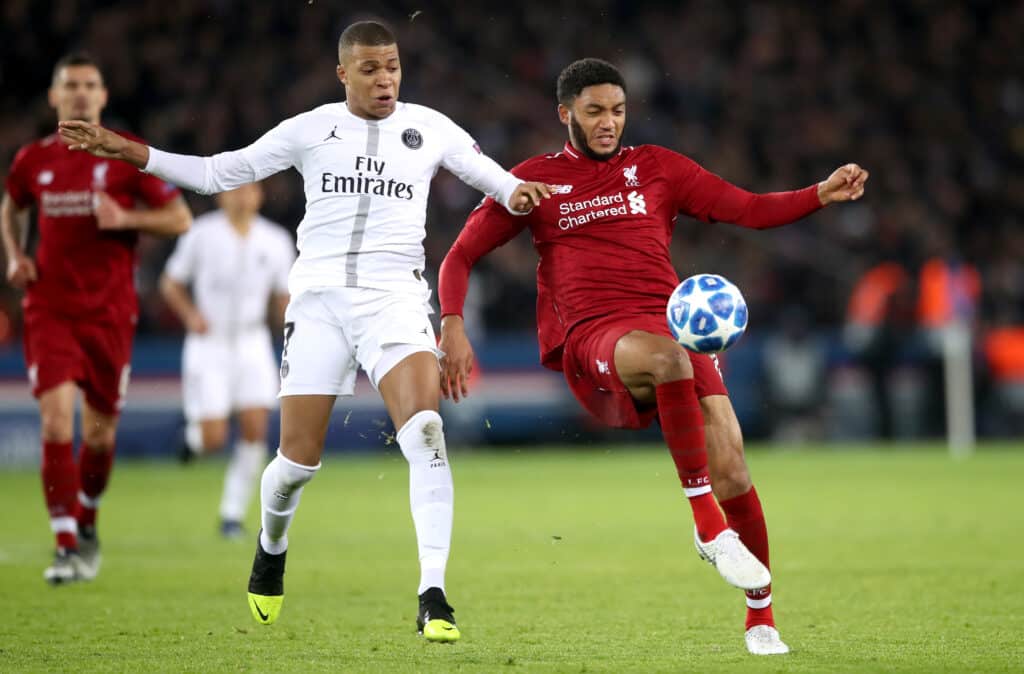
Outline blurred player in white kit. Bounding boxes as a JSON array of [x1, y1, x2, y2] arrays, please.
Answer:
[[159, 182, 294, 539]]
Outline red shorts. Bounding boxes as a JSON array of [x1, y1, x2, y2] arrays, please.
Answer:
[[562, 313, 728, 430], [22, 306, 135, 416]]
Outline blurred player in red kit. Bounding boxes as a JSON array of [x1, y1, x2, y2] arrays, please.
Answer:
[[1, 53, 191, 584], [438, 58, 867, 654]]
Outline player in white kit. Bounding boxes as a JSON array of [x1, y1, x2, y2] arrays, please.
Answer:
[[59, 20, 550, 641], [159, 182, 294, 539]]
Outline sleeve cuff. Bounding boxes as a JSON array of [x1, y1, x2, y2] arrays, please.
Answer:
[[499, 176, 531, 216]]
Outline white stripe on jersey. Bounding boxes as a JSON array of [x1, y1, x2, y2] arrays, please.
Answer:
[[344, 119, 380, 287], [146, 102, 522, 294]]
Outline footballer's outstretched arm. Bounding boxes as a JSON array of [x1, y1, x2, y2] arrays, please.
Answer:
[[58, 119, 297, 195], [664, 150, 869, 229], [437, 117, 551, 214], [438, 197, 530, 401]]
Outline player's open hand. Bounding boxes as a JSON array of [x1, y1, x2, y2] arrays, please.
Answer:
[[817, 163, 869, 205], [58, 120, 131, 159], [438, 315, 474, 402], [93, 191, 128, 230], [6, 254, 37, 289], [509, 181, 552, 213]]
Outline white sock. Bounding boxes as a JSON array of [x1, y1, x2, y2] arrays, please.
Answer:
[[219, 440, 267, 522], [78, 491, 100, 510], [259, 450, 319, 555], [185, 422, 204, 455], [397, 410, 453, 595]]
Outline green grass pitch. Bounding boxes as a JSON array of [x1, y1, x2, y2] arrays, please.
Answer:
[[2, 444, 1023, 672]]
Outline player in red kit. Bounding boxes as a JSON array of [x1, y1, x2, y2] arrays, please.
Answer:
[[1, 53, 191, 584], [438, 59, 868, 654]]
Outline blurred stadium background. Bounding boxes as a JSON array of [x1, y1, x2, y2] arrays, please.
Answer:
[[1, 0, 1022, 459]]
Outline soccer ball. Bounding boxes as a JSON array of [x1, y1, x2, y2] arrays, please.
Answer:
[[666, 274, 748, 353]]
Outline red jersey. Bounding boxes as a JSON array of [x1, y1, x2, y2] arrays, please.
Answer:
[[5, 132, 180, 319], [439, 142, 822, 370]]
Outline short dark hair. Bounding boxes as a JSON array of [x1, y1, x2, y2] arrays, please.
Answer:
[[556, 58, 626, 106], [338, 20, 396, 58], [52, 52, 102, 83]]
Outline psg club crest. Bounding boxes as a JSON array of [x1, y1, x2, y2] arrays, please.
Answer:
[[402, 128, 423, 149]]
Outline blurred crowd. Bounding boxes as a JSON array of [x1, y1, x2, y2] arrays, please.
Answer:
[[1, 1, 1022, 437]]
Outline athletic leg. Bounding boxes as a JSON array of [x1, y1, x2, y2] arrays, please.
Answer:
[[247, 394, 331, 625], [180, 335, 231, 461], [615, 330, 769, 591], [377, 349, 459, 642], [219, 407, 269, 537], [77, 400, 118, 529], [615, 331, 726, 539], [702, 395, 788, 654], [248, 289, 354, 625], [379, 351, 450, 593], [73, 399, 119, 580], [38, 382, 83, 584]]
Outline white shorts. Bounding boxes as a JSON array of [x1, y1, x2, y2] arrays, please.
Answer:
[[182, 328, 279, 422], [278, 287, 440, 397]]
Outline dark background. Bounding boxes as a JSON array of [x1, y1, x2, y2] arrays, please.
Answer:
[[1, 1, 1021, 442]]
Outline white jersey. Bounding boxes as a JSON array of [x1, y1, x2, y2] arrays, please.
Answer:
[[164, 211, 294, 337], [145, 101, 522, 294]]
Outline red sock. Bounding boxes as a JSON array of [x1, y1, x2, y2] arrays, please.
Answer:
[[41, 441, 79, 550], [78, 444, 115, 528], [720, 486, 774, 629], [656, 378, 726, 542]]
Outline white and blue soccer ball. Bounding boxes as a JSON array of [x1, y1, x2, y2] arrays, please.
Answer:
[[666, 274, 749, 353]]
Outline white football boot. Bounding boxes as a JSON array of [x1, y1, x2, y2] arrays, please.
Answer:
[[693, 527, 771, 590], [43, 549, 89, 585], [745, 625, 790, 655], [76, 527, 101, 580]]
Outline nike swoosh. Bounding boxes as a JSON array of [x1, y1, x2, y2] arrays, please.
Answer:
[[253, 600, 270, 621], [443, 625, 455, 631]]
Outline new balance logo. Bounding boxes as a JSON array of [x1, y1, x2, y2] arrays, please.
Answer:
[[627, 190, 647, 215], [323, 126, 342, 142], [623, 164, 639, 187], [550, 184, 574, 194], [596, 359, 610, 375]]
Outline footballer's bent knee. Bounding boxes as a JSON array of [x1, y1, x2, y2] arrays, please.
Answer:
[[648, 347, 694, 385]]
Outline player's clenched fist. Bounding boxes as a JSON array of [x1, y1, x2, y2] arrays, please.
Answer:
[[6, 254, 37, 288], [93, 191, 128, 230], [817, 163, 869, 205]]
